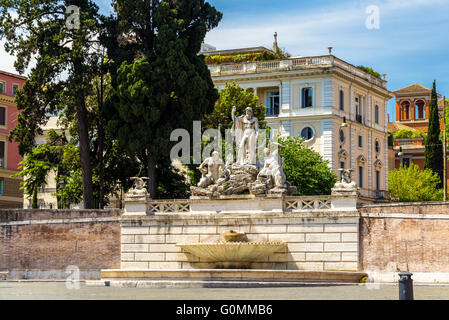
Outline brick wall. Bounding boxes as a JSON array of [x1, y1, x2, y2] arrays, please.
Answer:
[[121, 212, 360, 271], [359, 202, 449, 273], [0, 209, 121, 271]]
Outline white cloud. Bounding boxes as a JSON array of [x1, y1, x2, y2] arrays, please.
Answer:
[[204, 0, 449, 60], [0, 42, 19, 74]]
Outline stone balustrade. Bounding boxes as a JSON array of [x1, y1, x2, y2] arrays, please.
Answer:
[[139, 195, 343, 215], [207, 55, 386, 89]]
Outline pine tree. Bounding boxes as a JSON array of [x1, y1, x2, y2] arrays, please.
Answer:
[[424, 80, 444, 188], [0, 0, 105, 208]]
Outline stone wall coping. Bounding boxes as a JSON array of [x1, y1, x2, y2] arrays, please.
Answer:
[[120, 210, 360, 223], [360, 212, 449, 220], [359, 201, 449, 208], [0, 216, 121, 226], [147, 195, 335, 203]]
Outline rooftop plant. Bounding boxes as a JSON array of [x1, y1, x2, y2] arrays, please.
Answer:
[[357, 65, 382, 79], [204, 51, 288, 65]]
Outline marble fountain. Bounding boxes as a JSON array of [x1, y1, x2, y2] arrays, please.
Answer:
[[95, 107, 366, 287], [177, 230, 286, 269]]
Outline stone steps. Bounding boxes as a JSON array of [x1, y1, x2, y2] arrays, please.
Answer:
[[86, 279, 361, 288], [95, 269, 367, 288]]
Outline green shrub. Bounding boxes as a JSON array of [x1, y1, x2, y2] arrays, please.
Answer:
[[393, 129, 426, 140], [279, 137, 337, 196], [388, 163, 442, 202], [356, 65, 382, 79], [204, 51, 286, 65]]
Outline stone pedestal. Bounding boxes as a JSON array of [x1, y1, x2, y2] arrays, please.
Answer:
[[331, 187, 359, 210], [123, 195, 150, 216], [189, 195, 285, 215]]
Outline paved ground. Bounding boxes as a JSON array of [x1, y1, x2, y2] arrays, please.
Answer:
[[0, 281, 448, 300]]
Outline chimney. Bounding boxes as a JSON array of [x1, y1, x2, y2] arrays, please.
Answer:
[[273, 32, 279, 54]]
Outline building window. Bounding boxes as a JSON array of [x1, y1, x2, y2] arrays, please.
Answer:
[[0, 107, 5, 126], [375, 170, 380, 191], [0, 82, 5, 94], [358, 135, 363, 148], [415, 100, 425, 119], [300, 127, 314, 141], [0, 179, 3, 196], [339, 129, 345, 144], [374, 105, 379, 124], [0, 141, 5, 168], [266, 91, 280, 116], [401, 101, 411, 120], [358, 166, 364, 188], [302, 87, 313, 108], [355, 96, 363, 123], [339, 90, 344, 111], [340, 161, 345, 169], [12, 84, 19, 96], [375, 140, 380, 153]]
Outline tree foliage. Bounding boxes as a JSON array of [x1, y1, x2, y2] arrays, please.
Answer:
[[393, 128, 427, 140], [388, 164, 442, 202], [279, 137, 337, 196], [203, 81, 266, 132], [0, 0, 106, 208], [104, 0, 222, 197], [14, 130, 83, 209], [424, 80, 444, 187]]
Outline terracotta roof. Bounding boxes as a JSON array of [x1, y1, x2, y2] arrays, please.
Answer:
[[393, 84, 431, 94], [387, 122, 420, 133], [393, 83, 442, 98], [0, 70, 27, 80]]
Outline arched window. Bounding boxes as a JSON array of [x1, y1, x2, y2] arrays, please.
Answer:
[[374, 105, 379, 124], [401, 101, 411, 120], [300, 127, 314, 141], [415, 100, 425, 119]]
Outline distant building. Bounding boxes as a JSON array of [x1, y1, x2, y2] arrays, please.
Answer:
[[23, 117, 62, 209], [389, 83, 445, 171], [200, 43, 217, 53], [201, 38, 394, 201], [0, 70, 26, 208]]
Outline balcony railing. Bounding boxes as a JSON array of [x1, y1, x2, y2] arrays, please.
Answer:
[[207, 55, 387, 89]]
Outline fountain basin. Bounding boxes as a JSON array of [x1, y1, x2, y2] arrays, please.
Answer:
[[177, 242, 286, 268]]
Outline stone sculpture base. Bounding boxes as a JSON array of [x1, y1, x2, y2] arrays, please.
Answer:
[[191, 163, 296, 198], [189, 195, 285, 215], [123, 195, 151, 216], [331, 187, 359, 210]]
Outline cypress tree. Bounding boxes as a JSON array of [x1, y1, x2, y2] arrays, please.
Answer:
[[104, 0, 222, 197], [424, 80, 444, 187]]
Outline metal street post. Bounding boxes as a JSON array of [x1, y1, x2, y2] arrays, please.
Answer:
[[398, 272, 414, 300], [444, 96, 447, 201]]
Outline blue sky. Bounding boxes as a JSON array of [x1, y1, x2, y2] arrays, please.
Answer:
[[204, 0, 449, 120], [1, 0, 448, 120]]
